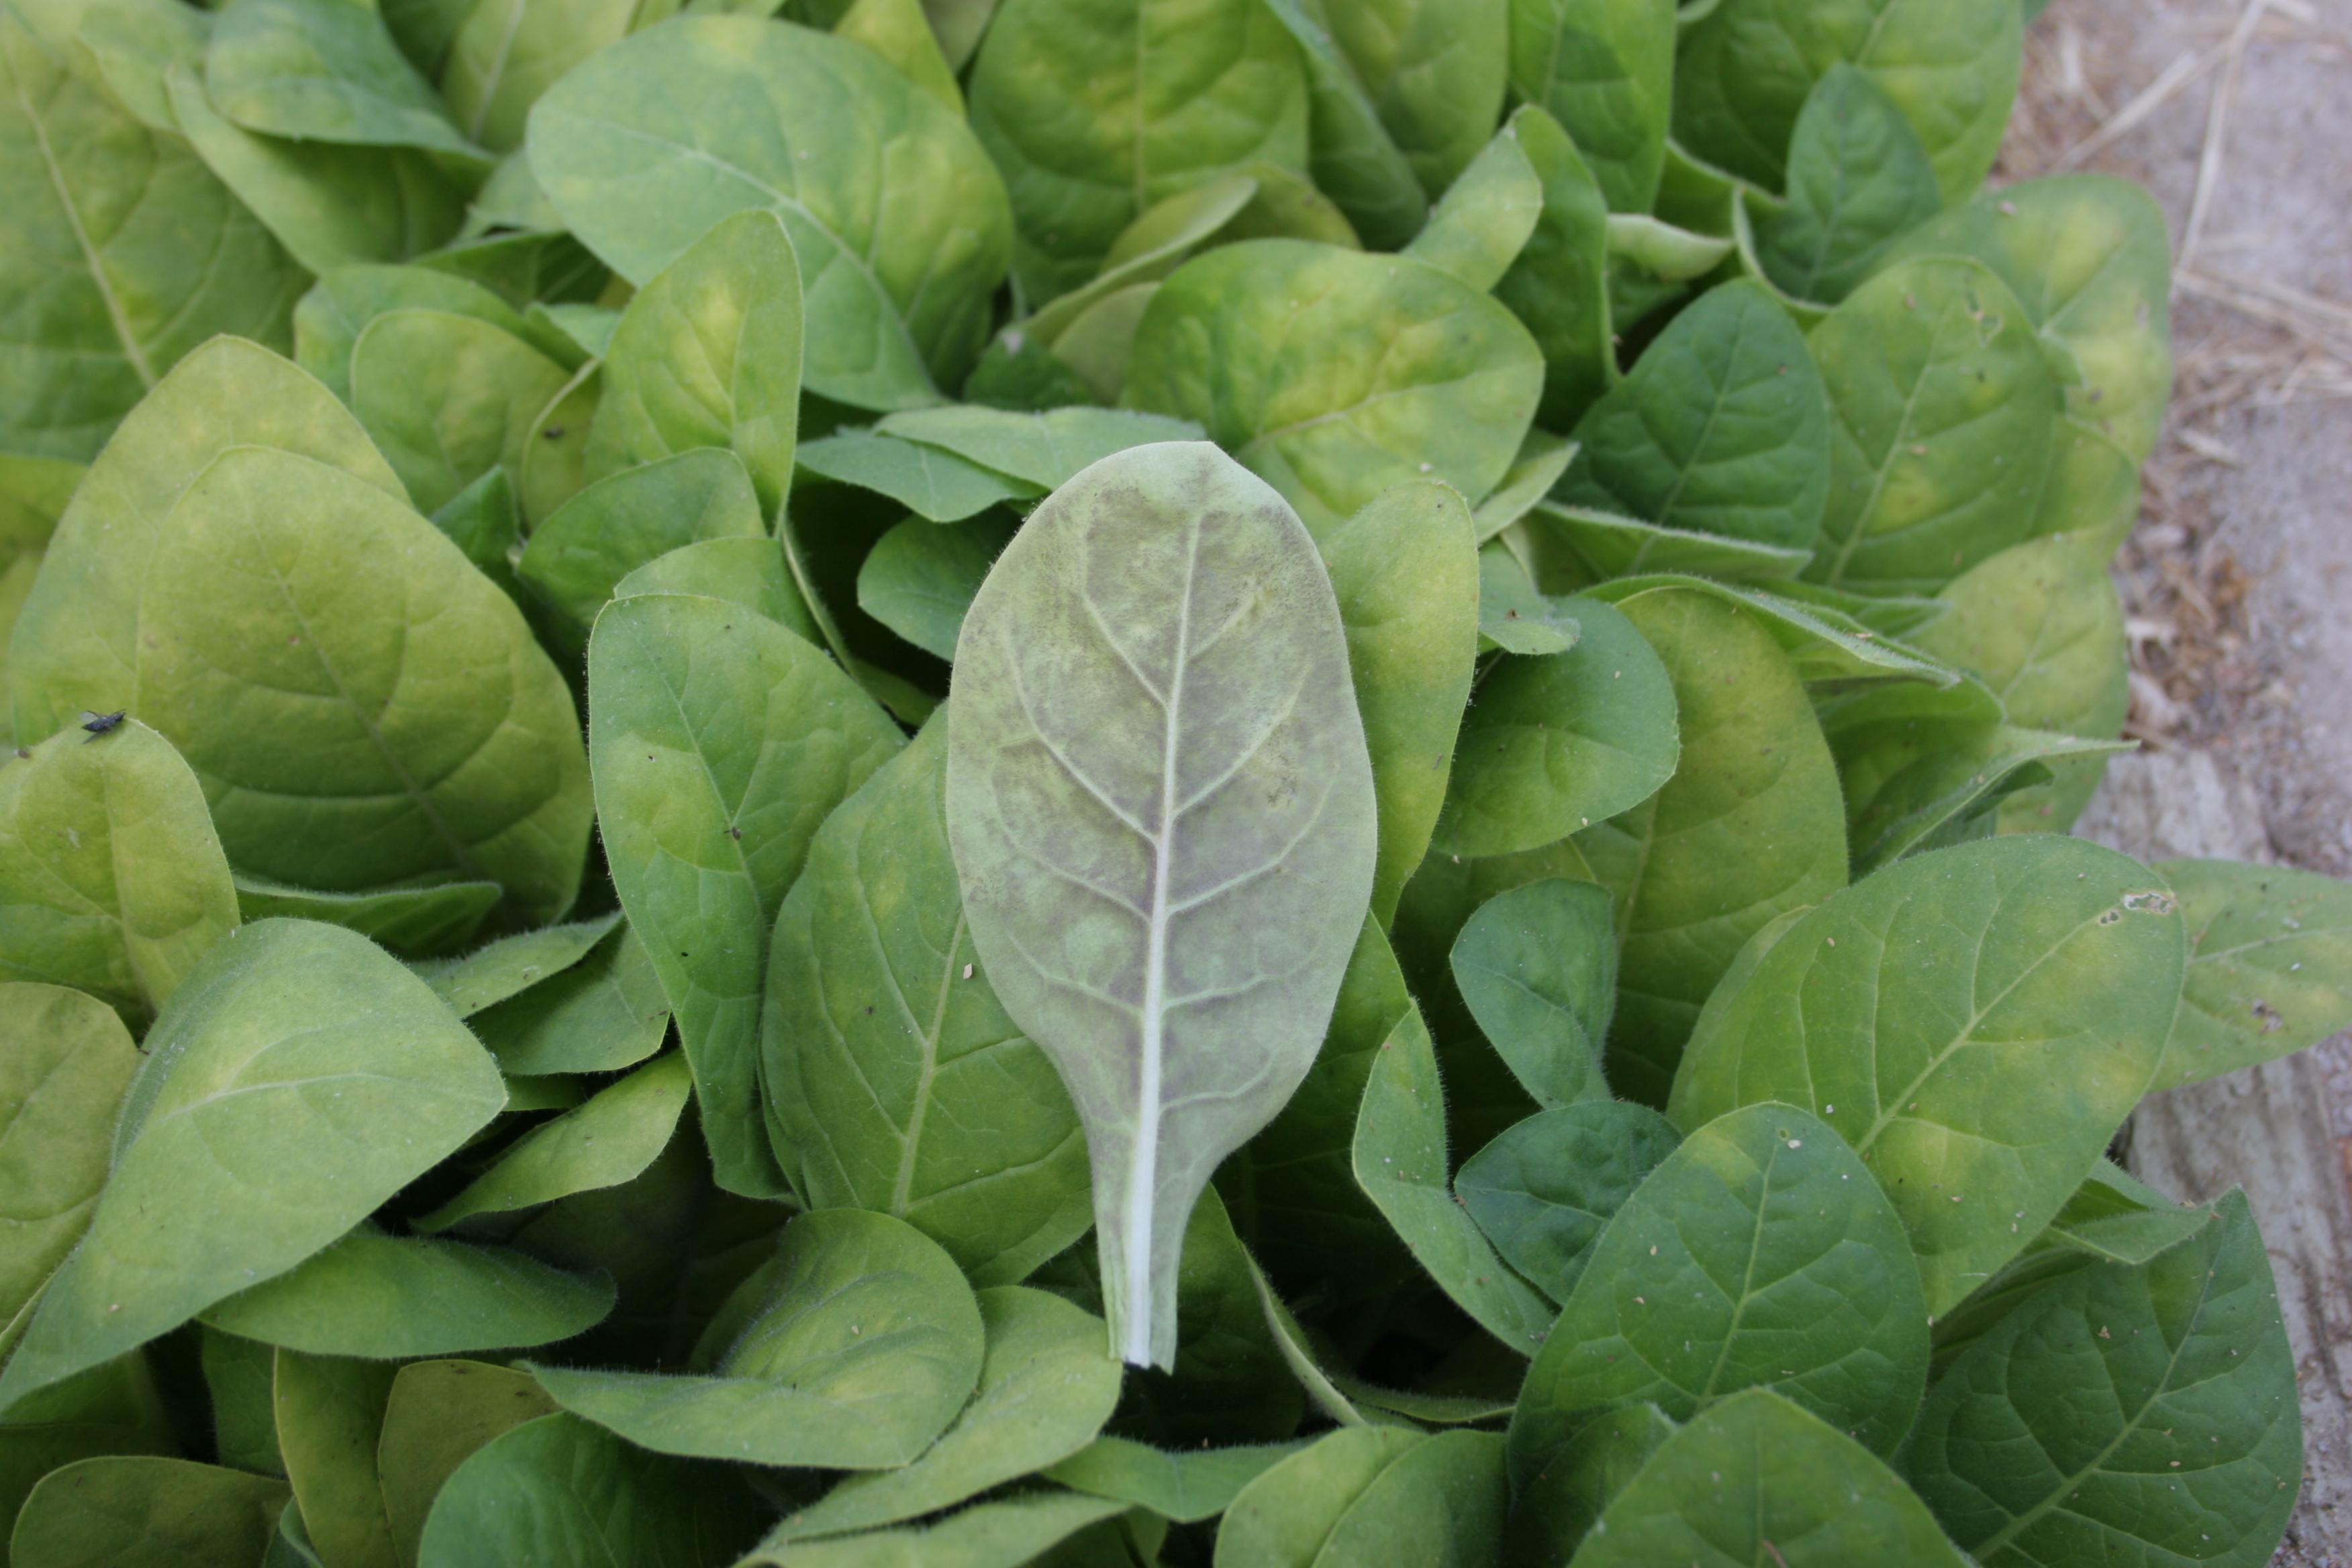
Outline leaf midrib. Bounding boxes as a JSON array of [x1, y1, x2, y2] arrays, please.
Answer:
[[1854, 894, 2119, 1158], [1967, 1259, 2224, 1558], [889, 909, 965, 1217], [234, 487, 490, 887], [13, 62, 155, 389]]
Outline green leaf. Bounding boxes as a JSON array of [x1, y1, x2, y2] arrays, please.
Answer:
[[517, 450, 767, 643], [760, 1286, 1122, 1541], [1908, 531, 2128, 831], [834, 0, 963, 114], [530, 1210, 983, 1469], [943, 443, 1377, 1367], [611, 538, 822, 650], [1491, 107, 1613, 431], [1569, 1388, 1971, 1565], [528, 15, 1010, 409], [1882, 175, 2173, 544], [228, 875, 500, 961], [135, 448, 590, 920], [411, 914, 619, 1018], [2041, 1160, 2214, 1266], [1501, 1402, 1674, 1565], [1402, 111, 1546, 291], [413, 1413, 761, 1567], [763, 719, 1089, 1287], [429, 467, 523, 593], [795, 430, 1036, 524], [199, 1328, 284, 1475], [1022, 172, 1261, 350], [0, 19, 301, 464], [515, 362, 599, 528], [471, 924, 672, 1078], [0, 1357, 177, 1549], [204, 0, 480, 158], [1126, 242, 1544, 534], [1476, 544, 1577, 656], [295, 264, 558, 405], [1438, 596, 1679, 861], [1512, 1103, 1928, 1480], [0, 719, 238, 1023], [375, 1361, 556, 1568], [1218, 918, 1416, 1304], [2153, 859, 2352, 1091], [875, 406, 1206, 493], [1556, 279, 1831, 552], [528, 302, 617, 362], [1606, 211, 1736, 280], [1257, 0, 1426, 251], [1505, 0, 1675, 211], [961, 334, 1097, 415], [8, 336, 402, 744], [1324, 0, 1512, 203], [1522, 503, 1814, 585], [1448, 878, 1618, 1107], [588, 589, 905, 1198], [1670, 836, 2187, 1315], [737, 1493, 1132, 1568], [1316, 481, 1479, 924], [349, 308, 573, 516], [1674, 0, 2021, 205], [0, 454, 79, 563], [968, 0, 1308, 301], [198, 1224, 614, 1357], [0, 985, 138, 1341], [1352, 1004, 1555, 1354], [1392, 836, 1597, 1146], [1835, 720, 2130, 875], [438, 0, 636, 156], [166, 63, 464, 275], [10, 1456, 290, 1568], [379, 1363, 552, 1568], [1581, 573, 1953, 689], [1577, 585, 1849, 1102], [1749, 65, 1941, 305], [1455, 1099, 1679, 1303], [1046, 287, 1159, 402], [272, 1349, 397, 1568], [1903, 1190, 2300, 1568], [1048, 1436, 1299, 1524], [1472, 432, 1579, 545], [0, 919, 506, 1412], [1806, 258, 2059, 593], [1216, 1426, 1508, 1568], [582, 209, 803, 514], [418, 1052, 693, 1230], [856, 513, 1017, 660], [17, 0, 209, 135]]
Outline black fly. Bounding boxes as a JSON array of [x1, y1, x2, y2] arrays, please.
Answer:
[[79, 710, 126, 738]]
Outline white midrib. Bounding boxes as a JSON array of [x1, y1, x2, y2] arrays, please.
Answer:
[[1123, 522, 1200, 1365]]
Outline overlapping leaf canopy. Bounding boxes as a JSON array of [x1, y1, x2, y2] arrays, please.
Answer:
[[0, 1, 2327, 1565]]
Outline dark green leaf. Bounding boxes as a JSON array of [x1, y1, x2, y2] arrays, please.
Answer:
[[1455, 1099, 1679, 1303], [1904, 1191, 2300, 1568], [1511, 1103, 1928, 1475]]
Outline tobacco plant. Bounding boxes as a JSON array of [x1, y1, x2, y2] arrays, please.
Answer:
[[0, 0, 2345, 1564]]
